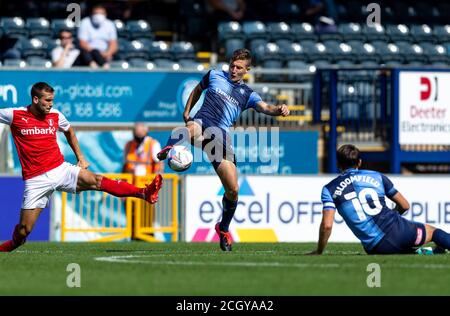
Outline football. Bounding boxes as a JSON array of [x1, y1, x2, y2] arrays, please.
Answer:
[[167, 145, 193, 172]]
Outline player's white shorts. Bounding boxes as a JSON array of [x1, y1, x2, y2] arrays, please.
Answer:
[[22, 162, 81, 209]]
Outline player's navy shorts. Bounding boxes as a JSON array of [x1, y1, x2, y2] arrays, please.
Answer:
[[366, 217, 426, 255], [188, 118, 236, 170]]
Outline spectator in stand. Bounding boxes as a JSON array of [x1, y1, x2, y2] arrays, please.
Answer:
[[51, 29, 81, 68], [206, 0, 247, 22], [77, 4, 118, 69]]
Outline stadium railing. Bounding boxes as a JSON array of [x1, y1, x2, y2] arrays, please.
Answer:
[[60, 173, 179, 242]]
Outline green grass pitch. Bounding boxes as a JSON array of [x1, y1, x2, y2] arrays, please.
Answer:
[[1, 242, 449, 295]]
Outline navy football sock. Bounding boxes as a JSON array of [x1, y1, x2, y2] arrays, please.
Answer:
[[219, 195, 238, 232], [432, 229, 450, 250]]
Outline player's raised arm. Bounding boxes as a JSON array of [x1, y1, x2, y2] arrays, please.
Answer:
[[255, 101, 290, 117], [63, 127, 90, 169]]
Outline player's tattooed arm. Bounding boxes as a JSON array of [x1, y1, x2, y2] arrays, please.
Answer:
[[63, 127, 90, 169], [255, 101, 290, 117]]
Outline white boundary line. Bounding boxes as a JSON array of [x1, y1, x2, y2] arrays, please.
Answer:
[[94, 254, 450, 269]]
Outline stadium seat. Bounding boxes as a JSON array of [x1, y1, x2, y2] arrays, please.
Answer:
[[363, 24, 388, 42], [50, 19, 76, 38], [371, 42, 404, 65], [433, 26, 450, 44], [410, 24, 435, 44], [218, 21, 244, 42], [242, 21, 269, 54], [3, 59, 26, 68], [128, 58, 151, 69], [153, 59, 179, 70], [338, 23, 365, 42], [0, 17, 28, 38], [114, 19, 129, 39], [386, 24, 411, 44], [178, 59, 204, 71], [20, 38, 48, 59], [267, 22, 293, 42], [26, 18, 52, 38], [110, 60, 129, 69], [291, 23, 317, 42], [127, 20, 153, 40], [170, 41, 196, 60], [124, 40, 150, 60], [149, 41, 170, 60], [26, 57, 52, 68], [421, 43, 448, 64], [397, 43, 428, 64], [217, 21, 245, 59]]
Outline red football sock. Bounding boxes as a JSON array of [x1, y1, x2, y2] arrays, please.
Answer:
[[0, 225, 26, 252], [100, 177, 143, 198]]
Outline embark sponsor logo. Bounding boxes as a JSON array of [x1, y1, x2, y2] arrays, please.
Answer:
[[21, 126, 56, 135]]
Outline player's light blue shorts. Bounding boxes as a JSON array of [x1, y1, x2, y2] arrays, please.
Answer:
[[365, 217, 426, 255]]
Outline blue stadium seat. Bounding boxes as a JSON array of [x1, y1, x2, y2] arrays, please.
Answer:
[[371, 42, 404, 65], [218, 21, 245, 59], [51, 19, 76, 38], [170, 41, 196, 60], [218, 21, 244, 42], [363, 24, 388, 42], [291, 23, 317, 42], [110, 60, 129, 69], [267, 22, 293, 42], [20, 38, 48, 59], [127, 20, 153, 40], [410, 24, 435, 44], [242, 21, 268, 54], [149, 41, 170, 60], [114, 19, 129, 39], [338, 23, 365, 42], [178, 59, 204, 71], [433, 26, 450, 44], [154, 59, 178, 70], [1, 17, 28, 38], [397, 43, 428, 64], [128, 58, 151, 69], [421, 43, 449, 65], [349, 42, 380, 64], [124, 40, 150, 60], [3, 59, 26, 68], [386, 24, 412, 43], [26, 57, 52, 68], [26, 18, 52, 38]]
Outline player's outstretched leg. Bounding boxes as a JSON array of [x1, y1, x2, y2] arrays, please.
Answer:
[[214, 160, 238, 252], [421, 224, 450, 254], [157, 121, 202, 161], [77, 169, 164, 204], [0, 209, 42, 252]]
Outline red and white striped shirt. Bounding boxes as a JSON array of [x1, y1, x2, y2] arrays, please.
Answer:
[[0, 106, 70, 180]]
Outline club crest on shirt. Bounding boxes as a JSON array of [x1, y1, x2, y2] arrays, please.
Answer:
[[48, 118, 54, 126]]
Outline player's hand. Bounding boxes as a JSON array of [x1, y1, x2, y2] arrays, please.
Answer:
[[77, 159, 90, 169], [278, 104, 290, 117]]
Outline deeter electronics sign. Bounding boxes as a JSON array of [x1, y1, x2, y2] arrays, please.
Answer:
[[399, 71, 450, 145]]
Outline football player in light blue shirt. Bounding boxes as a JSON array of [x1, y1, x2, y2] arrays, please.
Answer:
[[311, 144, 450, 255], [157, 49, 290, 251]]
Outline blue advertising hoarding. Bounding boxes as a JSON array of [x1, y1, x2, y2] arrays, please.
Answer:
[[0, 69, 203, 124], [0, 177, 50, 241], [44, 130, 318, 175]]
